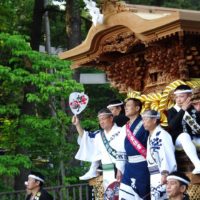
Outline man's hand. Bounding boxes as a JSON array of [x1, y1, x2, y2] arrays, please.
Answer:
[[72, 115, 79, 126], [161, 174, 167, 185], [181, 97, 191, 111], [116, 170, 122, 182], [72, 115, 84, 136]]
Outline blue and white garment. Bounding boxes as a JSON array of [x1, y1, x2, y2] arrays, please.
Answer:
[[117, 115, 150, 200], [147, 125, 177, 200], [167, 104, 200, 143], [75, 124, 123, 190]]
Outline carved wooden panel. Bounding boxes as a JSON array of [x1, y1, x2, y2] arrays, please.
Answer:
[[94, 34, 200, 94], [107, 34, 199, 93], [101, 32, 137, 54]]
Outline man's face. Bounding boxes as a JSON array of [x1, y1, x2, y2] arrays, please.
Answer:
[[98, 115, 113, 130], [26, 177, 39, 190], [174, 92, 190, 107], [142, 117, 157, 132], [125, 100, 139, 118], [193, 102, 200, 112], [108, 106, 121, 117], [166, 179, 185, 198]]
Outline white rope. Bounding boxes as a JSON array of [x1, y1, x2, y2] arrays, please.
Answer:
[[28, 175, 44, 182], [107, 102, 123, 108], [167, 175, 190, 185], [174, 90, 192, 94]]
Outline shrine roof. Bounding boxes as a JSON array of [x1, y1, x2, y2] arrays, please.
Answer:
[[59, 3, 200, 68]]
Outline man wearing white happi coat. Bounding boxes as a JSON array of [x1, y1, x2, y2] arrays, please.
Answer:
[[72, 108, 123, 196], [142, 110, 177, 200]]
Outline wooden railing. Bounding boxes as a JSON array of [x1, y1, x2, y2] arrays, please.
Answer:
[[0, 183, 92, 200]]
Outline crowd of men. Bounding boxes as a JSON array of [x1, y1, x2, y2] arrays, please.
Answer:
[[73, 85, 200, 200]]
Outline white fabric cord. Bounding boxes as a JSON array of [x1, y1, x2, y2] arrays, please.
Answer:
[[28, 175, 44, 182], [97, 112, 113, 117], [107, 102, 123, 108], [128, 155, 146, 163], [167, 175, 190, 185], [174, 90, 192, 94], [142, 114, 160, 119]]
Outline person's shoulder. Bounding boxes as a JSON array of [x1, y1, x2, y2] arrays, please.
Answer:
[[114, 114, 129, 127], [183, 194, 190, 200], [156, 126, 170, 136], [167, 106, 176, 112], [88, 129, 102, 138], [118, 123, 127, 135], [25, 194, 32, 200], [113, 123, 122, 130], [40, 189, 53, 200], [159, 126, 174, 142]]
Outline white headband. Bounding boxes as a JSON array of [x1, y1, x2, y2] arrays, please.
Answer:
[[107, 102, 123, 109], [174, 90, 192, 94], [28, 174, 44, 183], [167, 175, 190, 185], [97, 113, 113, 118], [142, 113, 160, 119]]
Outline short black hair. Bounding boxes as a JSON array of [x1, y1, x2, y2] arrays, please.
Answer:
[[108, 99, 123, 106], [175, 85, 191, 91], [125, 98, 142, 113]]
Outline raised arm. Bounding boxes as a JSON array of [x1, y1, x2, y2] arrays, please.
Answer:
[[72, 115, 84, 137]]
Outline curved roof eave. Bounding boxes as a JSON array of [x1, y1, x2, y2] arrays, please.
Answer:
[[59, 8, 200, 69]]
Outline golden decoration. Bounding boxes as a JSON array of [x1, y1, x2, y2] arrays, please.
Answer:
[[127, 79, 200, 126], [89, 175, 104, 200]]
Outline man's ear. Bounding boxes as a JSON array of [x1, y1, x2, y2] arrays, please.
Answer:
[[118, 106, 122, 112], [136, 106, 140, 112], [35, 180, 40, 186], [180, 185, 187, 193], [153, 118, 157, 124]]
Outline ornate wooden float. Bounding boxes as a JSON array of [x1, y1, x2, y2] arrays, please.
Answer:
[[59, 0, 200, 199]]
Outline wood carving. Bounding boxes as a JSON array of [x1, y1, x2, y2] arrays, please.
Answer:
[[97, 34, 200, 94]]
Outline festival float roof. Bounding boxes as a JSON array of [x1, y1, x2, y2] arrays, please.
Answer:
[[59, 1, 200, 191], [59, 1, 200, 94]]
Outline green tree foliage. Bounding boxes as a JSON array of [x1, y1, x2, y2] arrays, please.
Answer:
[[0, 0, 34, 35], [0, 33, 83, 191], [0, 0, 68, 49]]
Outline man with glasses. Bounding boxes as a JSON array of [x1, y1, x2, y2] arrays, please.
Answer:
[[72, 108, 123, 197], [142, 110, 177, 200]]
